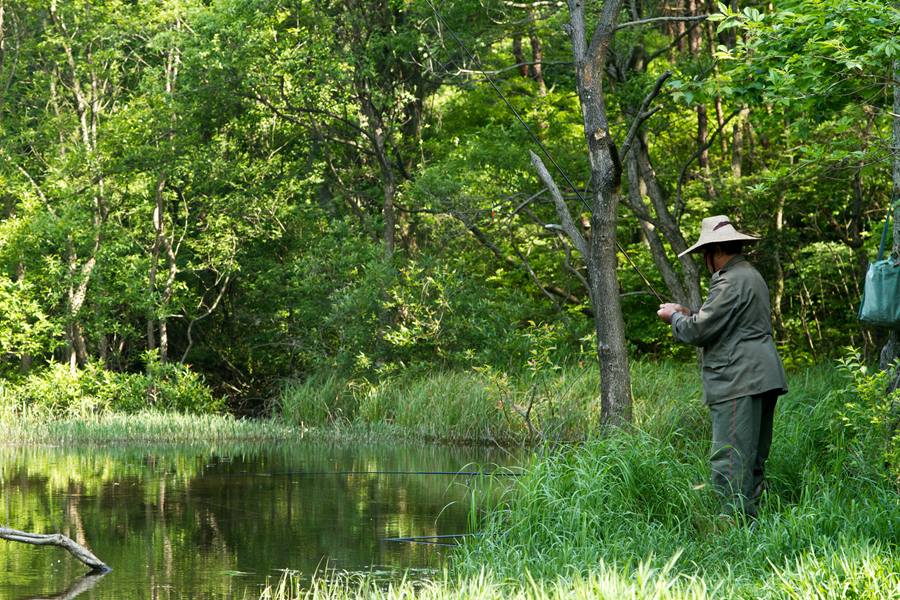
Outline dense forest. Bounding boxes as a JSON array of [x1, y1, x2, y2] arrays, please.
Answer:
[[0, 0, 897, 415]]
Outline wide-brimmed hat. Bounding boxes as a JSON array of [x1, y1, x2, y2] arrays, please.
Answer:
[[677, 215, 760, 258]]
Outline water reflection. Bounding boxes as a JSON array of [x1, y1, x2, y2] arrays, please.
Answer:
[[14, 571, 108, 600], [0, 442, 519, 600]]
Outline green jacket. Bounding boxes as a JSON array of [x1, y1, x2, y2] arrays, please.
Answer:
[[670, 254, 788, 405]]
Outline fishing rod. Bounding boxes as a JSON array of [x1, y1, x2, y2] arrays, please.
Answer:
[[429, 3, 667, 305]]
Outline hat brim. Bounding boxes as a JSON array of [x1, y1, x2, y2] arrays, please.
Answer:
[[677, 233, 760, 258]]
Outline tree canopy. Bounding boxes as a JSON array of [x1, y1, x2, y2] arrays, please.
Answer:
[[0, 0, 896, 415]]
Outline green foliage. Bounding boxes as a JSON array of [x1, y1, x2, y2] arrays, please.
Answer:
[[0, 0, 893, 414], [711, 0, 899, 108], [0, 356, 221, 417], [707, 0, 898, 167], [0, 276, 61, 375], [831, 348, 900, 479]]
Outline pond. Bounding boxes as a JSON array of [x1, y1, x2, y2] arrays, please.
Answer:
[[0, 441, 520, 599]]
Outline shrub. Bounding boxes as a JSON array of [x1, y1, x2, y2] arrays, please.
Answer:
[[829, 348, 900, 480], [0, 355, 222, 417]]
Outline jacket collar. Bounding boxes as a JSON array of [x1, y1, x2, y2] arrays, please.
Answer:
[[711, 254, 746, 281]]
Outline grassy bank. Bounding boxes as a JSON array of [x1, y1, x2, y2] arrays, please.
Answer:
[[257, 355, 900, 599], [273, 360, 706, 444], [6, 355, 900, 599], [258, 546, 900, 599]]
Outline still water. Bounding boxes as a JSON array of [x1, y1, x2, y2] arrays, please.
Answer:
[[0, 441, 519, 599]]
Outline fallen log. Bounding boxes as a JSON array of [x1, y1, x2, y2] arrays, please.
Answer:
[[0, 526, 111, 572]]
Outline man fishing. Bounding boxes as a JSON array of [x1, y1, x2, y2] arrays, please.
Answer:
[[656, 215, 788, 522]]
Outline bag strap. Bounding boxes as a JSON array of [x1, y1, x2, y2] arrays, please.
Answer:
[[879, 190, 896, 261]]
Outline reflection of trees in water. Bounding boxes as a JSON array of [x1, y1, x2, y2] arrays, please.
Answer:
[[0, 443, 519, 596]]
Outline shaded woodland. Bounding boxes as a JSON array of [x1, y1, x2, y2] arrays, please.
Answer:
[[0, 0, 897, 416]]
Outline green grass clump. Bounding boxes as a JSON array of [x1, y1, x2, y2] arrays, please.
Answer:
[[0, 411, 296, 445], [259, 563, 715, 600], [275, 369, 519, 443], [273, 362, 656, 444], [454, 356, 900, 588], [258, 543, 900, 599]]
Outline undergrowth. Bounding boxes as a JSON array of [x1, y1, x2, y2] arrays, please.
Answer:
[[0, 353, 221, 416]]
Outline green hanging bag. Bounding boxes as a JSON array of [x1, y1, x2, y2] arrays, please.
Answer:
[[859, 203, 900, 329]]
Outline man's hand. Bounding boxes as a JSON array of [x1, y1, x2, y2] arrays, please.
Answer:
[[657, 303, 690, 325]]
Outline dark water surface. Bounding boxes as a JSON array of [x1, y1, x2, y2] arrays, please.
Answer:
[[0, 441, 519, 599]]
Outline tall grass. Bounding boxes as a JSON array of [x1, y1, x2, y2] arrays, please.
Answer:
[[256, 358, 900, 600], [258, 542, 900, 599], [274, 363, 612, 443], [454, 358, 900, 585], [0, 411, 296, 445], [276, 370, 506, 442], [259, 564, 716, 600]]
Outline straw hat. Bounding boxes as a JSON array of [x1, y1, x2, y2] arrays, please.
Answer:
[[677, 215, 760, 258]]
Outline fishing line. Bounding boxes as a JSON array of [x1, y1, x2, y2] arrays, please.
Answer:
[[200, 470, 522, 478], [429, 2, 667, 304], [381, 533, 481, 546]]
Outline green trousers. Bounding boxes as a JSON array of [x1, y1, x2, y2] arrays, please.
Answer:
[[708, 391, 778, 519]]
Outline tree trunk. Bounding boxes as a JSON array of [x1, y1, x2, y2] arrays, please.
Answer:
[[530, 27, 546, 96], [772, 190, 787, 342], [716, 96, 727, 154], [881, 56, 900, 382], [687, 0, 702, 55], [635, 134, 704, 309], [674, 0, 686, 53], [361, 88, 396, 261], [625, 143, 688, 305], [513, 35, 529, 77], [51, 3, 109, 373], [562, 0, 632, 426], [697, 102, 715, 200], [731, 107, 748, 177], [148, 175, 163, 359], [67, 250, 97, 374]]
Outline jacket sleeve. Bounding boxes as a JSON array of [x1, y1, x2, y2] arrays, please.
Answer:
[[670, 277, 738, 347]]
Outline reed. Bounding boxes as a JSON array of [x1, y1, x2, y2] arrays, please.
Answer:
[[272, 363, 620, 443], [0, 411, 295, 445], [257, 541, 900, 599], [258, 563, 715, 600]]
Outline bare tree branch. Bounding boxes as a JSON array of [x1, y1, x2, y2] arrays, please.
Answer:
[[0, 526, 110, 572], [616, 14, 708, 30], [530, 151, 590, 259], [619, 70, 672, 160], [509, 230, 562, 312], [180, 273, 231, 366]]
